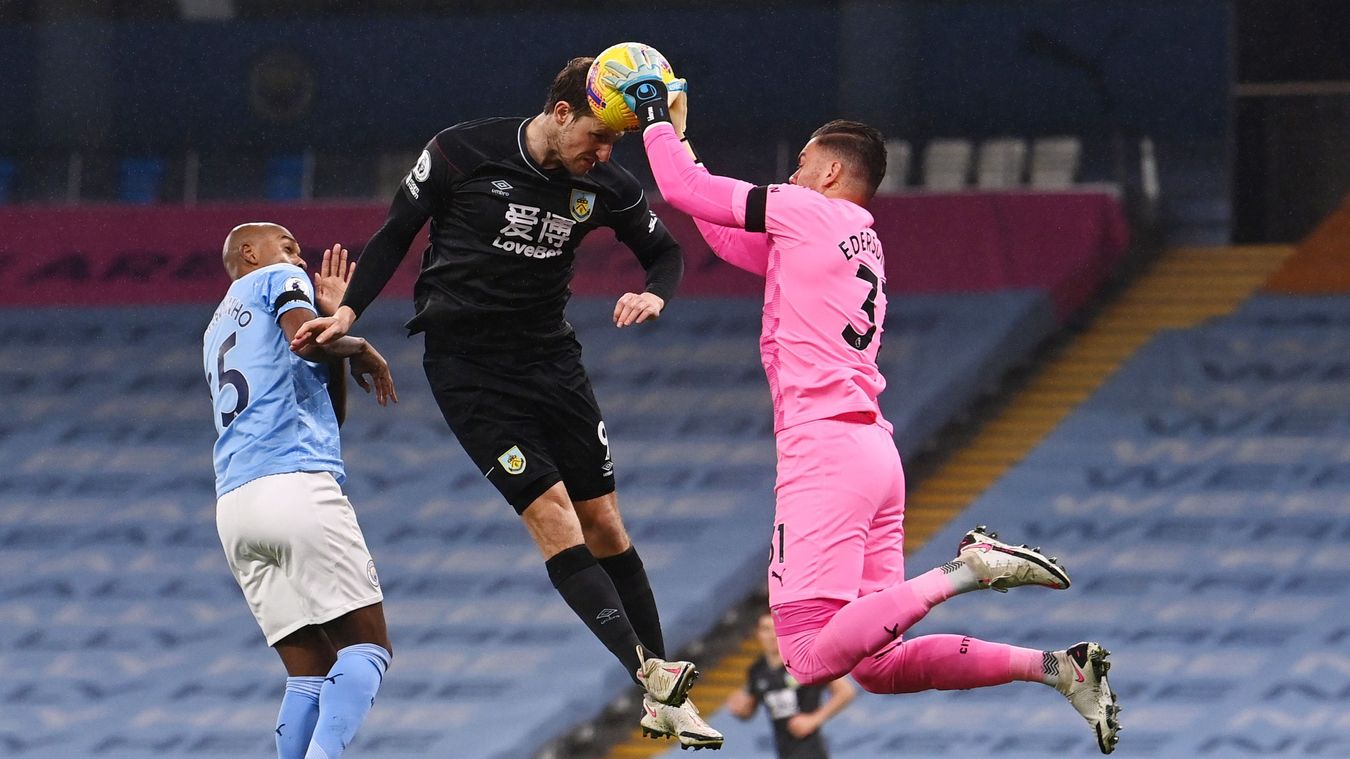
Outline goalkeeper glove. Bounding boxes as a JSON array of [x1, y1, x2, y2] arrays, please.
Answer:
[[601, 45, 671, 129]]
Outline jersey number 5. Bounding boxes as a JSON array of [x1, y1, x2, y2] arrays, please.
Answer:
[[842, 264, 880, 350], [216, 332, 251, 428]]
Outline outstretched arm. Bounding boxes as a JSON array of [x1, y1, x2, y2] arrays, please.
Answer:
[[644, 92, 769, 275], [281, 308, 397, 407], [693, 218, 769, 277], [643, 122, 748, 228], [608, 53, 770, 275], [293, 191, 429, 350]]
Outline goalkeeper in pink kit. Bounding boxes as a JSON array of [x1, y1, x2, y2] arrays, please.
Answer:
[[601, 46, 1122, 754]]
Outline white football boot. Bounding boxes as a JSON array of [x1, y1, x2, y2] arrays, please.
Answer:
[[1052, 642, 1122, 754], [957, 525, 1072, 592], [635, 646, 699, 706], [641, 695, 724, 751]]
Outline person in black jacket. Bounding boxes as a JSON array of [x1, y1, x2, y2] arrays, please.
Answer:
[[290, 56, 722, 749], [725, 613, 856, 758]]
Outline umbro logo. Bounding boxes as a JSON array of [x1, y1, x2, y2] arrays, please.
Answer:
[[597, 608, 621, 624], [491, 179, 513, 197]]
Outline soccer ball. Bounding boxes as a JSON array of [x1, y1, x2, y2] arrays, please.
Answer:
[[586, 42, 677, 132]]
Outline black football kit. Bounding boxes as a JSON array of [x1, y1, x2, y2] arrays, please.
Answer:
[[747, 655, 831, 759], [340, 116, 683, 511]]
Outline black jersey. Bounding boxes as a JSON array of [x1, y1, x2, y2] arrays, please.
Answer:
[[342, 116, 682, 351], [746, 656, 830, 759]]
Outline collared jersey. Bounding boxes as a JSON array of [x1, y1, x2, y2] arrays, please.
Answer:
[[748, 183, 888, 433], [395, 116, 678, 350], [203, 263, 343, 497], [643, 123, 888, 434]]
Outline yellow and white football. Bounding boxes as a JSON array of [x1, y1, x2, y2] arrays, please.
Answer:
[[585, 42, 677, 132]]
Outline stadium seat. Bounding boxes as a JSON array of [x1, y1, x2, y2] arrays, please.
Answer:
[[0, 295, 1058, 758], [976, 138, 1027, 189], [1029, 136, 1081, 189], [265, 151, 312, 201], [878, 139, 912, 192], [118, 157, 165, 203], [921, 138, 973, 191]]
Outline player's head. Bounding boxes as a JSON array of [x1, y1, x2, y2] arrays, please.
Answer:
[[222, 222, 306, 280], [540, 56, 622, 176], [790, 120, 887, 204], [756, 612, 782, 658]]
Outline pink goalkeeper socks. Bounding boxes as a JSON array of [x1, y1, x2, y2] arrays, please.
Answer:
[[849, 634, 1043, 693], [772, 567, 1044, 692]]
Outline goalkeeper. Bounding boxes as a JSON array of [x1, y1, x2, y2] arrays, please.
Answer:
[[609, 45, 1122, 755]]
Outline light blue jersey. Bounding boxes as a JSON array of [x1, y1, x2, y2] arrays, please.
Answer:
[[204, 263, 344, 497]]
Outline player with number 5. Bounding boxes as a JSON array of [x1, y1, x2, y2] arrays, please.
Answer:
[[613, 42, 1122, 755], [204, 223, 397, 759]]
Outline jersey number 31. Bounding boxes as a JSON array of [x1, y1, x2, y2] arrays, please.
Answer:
[[842, 264, 880, 350]]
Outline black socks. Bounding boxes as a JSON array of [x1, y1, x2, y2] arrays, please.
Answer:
[[547, 544, 646, 682], [598, 546, 666, 660]]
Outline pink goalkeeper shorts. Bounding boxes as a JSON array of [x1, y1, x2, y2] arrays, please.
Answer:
[[766, 414, 907, 609]]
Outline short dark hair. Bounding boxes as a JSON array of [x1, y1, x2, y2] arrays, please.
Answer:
[[544, 56, 593, 120], [810, 120, 887, 199]]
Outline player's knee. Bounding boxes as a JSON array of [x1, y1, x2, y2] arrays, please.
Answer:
[[785, 661, 837, 688], [849, 661, 892, 694]]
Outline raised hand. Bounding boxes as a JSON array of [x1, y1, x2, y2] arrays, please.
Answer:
[[600, 44, 671, 129], [312, 244, 356, 317]]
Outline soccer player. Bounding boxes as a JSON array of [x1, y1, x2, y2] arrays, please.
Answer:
[[205, 224, 397, 759], [288, 58, 722, 748], [605, 46, 1123, 754], [724, 612, 856, 759]]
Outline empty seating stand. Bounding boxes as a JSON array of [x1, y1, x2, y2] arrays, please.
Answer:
[[976, 138, 1027, 189], [921, 138, 973, 191], [0, 293, 1056, 758], [878, 139, 912, 193], [1029, 136, 1082, 189]]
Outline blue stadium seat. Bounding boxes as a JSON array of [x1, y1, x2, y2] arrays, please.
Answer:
[[266, 152, 307, 200], [784, 293, 1350, 759], [118, 157, 165, 203], [0, 295, 1058, 757]]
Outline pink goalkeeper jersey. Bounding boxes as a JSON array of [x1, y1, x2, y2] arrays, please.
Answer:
[[644, 124, 888, 433]]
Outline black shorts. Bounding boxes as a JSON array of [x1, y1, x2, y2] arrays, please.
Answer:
[[422, 334, 616, 513]]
